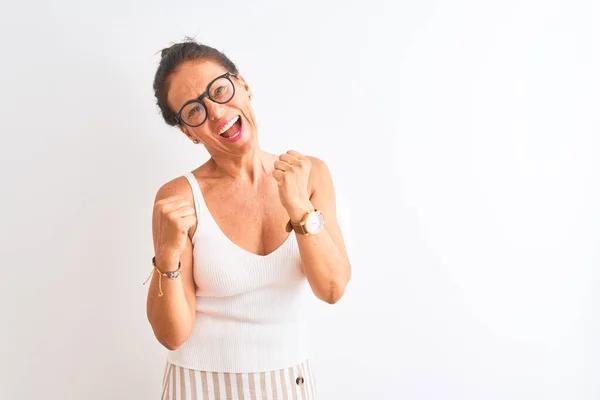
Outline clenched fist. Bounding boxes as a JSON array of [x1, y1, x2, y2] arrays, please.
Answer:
[[152, 196, 197, 258], [273, 150, 314, 222]]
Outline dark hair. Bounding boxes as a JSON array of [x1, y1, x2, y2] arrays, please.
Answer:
[[153, 38, 239, 126]]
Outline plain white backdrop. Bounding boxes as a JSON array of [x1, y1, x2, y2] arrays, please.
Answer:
[[0, 0, 598, 399]]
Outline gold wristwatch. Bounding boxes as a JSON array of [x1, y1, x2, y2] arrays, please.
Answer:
[[285, 209, 325, 235]]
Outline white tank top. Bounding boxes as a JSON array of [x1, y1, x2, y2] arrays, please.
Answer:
[[166, 172, 310, 373]]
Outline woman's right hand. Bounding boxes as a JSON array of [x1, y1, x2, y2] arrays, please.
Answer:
[[152, 196, 196, 259]]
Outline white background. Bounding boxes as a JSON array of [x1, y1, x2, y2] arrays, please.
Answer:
[[0, 0, 598, 399]]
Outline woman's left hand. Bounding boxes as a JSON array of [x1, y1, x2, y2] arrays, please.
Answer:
[[273, 150, 314, 222]]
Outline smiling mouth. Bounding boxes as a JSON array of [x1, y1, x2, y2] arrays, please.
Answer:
[[218, 116, 241, 138]]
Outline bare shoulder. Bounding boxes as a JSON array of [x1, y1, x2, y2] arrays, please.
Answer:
[[306, 155, 329, 175], [306, 155, 333, 193], [154, 174, 194, 204], [154, 160, 214, 202]]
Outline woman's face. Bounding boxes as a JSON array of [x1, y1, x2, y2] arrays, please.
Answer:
[[167, 59, 256, 154]]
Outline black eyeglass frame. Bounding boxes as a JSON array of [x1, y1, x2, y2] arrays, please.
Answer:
[[174, 71, 237, 127]]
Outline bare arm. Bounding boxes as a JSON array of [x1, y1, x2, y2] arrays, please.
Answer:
[[146, 179, 197, 350], [275, 153, 351, 304]]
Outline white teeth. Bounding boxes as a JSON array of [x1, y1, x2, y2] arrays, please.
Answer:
[[218, 116, 240, 135]]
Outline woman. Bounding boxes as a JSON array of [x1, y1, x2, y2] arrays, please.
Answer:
[[145, 39, 351, 400]]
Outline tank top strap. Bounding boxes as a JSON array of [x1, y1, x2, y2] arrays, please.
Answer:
[[183, 172, 202, 210], [183, 171, 213, 243]]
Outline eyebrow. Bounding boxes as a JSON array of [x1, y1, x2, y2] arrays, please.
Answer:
[[177, 72, 232, 111], [176, 88, 207, 114]]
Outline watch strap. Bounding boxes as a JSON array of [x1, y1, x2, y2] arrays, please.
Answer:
[[286, 220, 308, 234], [285, 209, 321, 235]]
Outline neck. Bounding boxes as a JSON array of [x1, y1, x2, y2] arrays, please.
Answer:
[[207, 143, 269, 186]]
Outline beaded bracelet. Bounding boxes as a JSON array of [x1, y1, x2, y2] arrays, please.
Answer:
[[143, 257, 181, 297]]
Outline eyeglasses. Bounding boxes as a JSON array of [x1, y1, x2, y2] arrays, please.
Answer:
[[174, 72, 237, 127]]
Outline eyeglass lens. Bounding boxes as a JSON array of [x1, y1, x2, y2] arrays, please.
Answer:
[[180, 76, 235, 127]]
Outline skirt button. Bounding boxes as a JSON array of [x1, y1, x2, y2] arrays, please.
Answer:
[[296, 376, 305, 385]]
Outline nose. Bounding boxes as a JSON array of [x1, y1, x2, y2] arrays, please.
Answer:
[[204, 100, 225, 121]]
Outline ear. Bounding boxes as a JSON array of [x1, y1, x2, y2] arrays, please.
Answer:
[[235, 74, 251, 94], [178, 124, 201, 144], [178, 123, 189, 136]]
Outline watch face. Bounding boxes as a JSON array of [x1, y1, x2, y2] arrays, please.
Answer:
[[305, 212, 324, 234]]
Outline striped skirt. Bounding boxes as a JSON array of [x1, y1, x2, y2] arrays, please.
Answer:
[[161, 359, 317, 399]]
